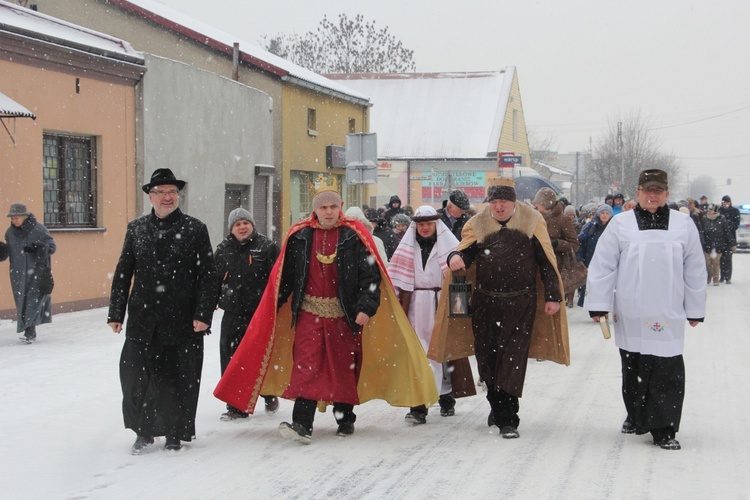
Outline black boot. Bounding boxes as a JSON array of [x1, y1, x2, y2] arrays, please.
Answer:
[[405, 405, 428, 425], [438, 394, 456, 417]]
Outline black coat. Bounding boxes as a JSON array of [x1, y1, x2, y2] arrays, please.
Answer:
[[577, 219, 608, 267], [214, 231, 279, 318], [439, 209, 469, 241], [703, 214, 736, 253], [719, 204, 741, 232], [278, 225, 381, 332], [107, 208, 218, 345], [373, 225, 400, 259]]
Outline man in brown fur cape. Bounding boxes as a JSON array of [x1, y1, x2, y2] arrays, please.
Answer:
[[447, 177, 569, 439]]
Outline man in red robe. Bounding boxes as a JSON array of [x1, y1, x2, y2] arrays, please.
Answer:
[[215, 180, 438, 445]]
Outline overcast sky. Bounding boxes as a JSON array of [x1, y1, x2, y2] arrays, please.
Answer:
[[156, 0, 750, 200]]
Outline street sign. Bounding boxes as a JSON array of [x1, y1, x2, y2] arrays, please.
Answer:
[[500, 155, 522, 164], [326, 145, 345, 169], [345, 133, 378, 185], [410, 175, 432, 180]]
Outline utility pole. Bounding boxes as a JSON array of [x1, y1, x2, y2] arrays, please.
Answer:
[[617, 122, 624, 192], [575, 151, 580, 207]]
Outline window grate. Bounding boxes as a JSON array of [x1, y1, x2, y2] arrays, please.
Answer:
[[43, 134, 97, 228]]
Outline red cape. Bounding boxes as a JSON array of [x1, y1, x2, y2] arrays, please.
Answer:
[[214, 214, 439, 413]]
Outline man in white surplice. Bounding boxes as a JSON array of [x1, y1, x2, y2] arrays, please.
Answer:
[[585, 168, 707, 451], [388, 205, 460, 424]]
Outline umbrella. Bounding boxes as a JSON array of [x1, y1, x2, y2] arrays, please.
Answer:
[[513, 176, 562, 202]]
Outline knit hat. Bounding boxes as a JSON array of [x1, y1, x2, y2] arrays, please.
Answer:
[[391, 213, 412, 227], [448, 190, 470, 211], [7, 202, 29, 217], [722, 195, 731, 203], [345, 207, 373, 232], [486, 178, 516, 202], [706, 203, 718, 213], [596, 204, 613, 217], [564, 205, 577, 217], [533, 187, 558, 211], [227, 207, 255, 231]]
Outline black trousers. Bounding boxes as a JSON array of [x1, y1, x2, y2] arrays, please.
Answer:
[[120, 334, 204, 441], [620, 349, 684, 438], [292, 398, 356, 435], [720, 251, 733, 281], [486, 386, 520, 428]]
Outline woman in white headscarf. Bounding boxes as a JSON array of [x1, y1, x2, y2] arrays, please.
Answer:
[[388, 205, 474, 424]]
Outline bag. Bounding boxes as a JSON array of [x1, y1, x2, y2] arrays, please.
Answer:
[[560, 251, 587, 295], [39, 266, 54, 295]]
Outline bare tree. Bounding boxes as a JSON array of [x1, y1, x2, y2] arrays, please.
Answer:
[[527, 129, 558, 167], [262, 14, 416, 73], [588, 110, 681, 198], [689, 175, 717, 201]]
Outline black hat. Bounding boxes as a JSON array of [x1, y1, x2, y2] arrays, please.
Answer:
[[449, 190, 470, 211], [722, 195, 731, 203], [699, 195, 708, 201], [142, 168, 187, 194], [613, 193, 625, 200], [638, 169, 668, 190], [364, 208, 379, 222]]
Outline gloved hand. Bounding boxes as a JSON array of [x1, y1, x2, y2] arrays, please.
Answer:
[[23, 242, 42, 253], [731, 246, 737, 253]]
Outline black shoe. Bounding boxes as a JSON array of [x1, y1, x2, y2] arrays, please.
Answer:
[[220, 408, 249, 421], [278, 421, 312, 445], [440, 407, 455, 417], [654, 437, 681, 450], [621, 417, 636, 434], [264, 396, 280, 414], [725, 280, 732, 285], [336, 422, 355, 437], [131, 435, 154, 455], [487, 411, 495, 427], [165, 436, 181, 451], [500, 426, 520, 439], [405, 410, 427, 425]]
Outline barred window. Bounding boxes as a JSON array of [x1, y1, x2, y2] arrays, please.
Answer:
[[42, 134, 97, 228]]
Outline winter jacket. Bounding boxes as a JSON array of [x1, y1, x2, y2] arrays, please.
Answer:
[[2, 214, 56, 332], [541, 201, 580, 270], [577, 219, 609, 267], [278, 225, 381, 332], [719, 204, 741, 232], [373, 225, 400, 259], [107, 208, 218, 345], [215, 231, 279, 318], [703, 214, 735, 253], [383, 195, 405, 225], [438, 208, 469, 241]]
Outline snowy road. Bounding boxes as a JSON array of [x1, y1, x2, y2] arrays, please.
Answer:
[[1, 255, 749, 499]]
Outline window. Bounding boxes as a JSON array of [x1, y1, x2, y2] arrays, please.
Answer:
[[348, 118, 356, 134], [307, 108, 317, 136], [42, 133, 97, 228], [512, 109, 518, 141]]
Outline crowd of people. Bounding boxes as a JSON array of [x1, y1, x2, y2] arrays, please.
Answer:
[[3, 167, 733, 455]]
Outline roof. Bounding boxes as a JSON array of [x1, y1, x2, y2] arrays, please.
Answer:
[[0, 91, 35, 119], [327, 70, 515, 159], [109, 0, 370, 106], [535, 160, 573, 177], [0, 0, 143, 64]]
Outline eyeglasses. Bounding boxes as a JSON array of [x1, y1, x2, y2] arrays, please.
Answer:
[[638, 186, 666, 194], [150, 189, 179, 197]]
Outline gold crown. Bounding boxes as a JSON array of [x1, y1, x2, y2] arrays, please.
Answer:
[[487, 176, 515, 188], [310, 174, 340, 197]]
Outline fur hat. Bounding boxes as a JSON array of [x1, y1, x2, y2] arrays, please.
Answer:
[[533, 187, 558, 211], [142, 168, 186, 194], [448, 190, 470, 211], [6, 202, 29, 217], [228, 207, 255, 231], [411, 205, 441, 222], [486, 178, 516, 202]]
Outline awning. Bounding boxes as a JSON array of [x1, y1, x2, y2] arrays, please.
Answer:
[[0, 92, 36, 119], [0, 91, 35, 147]]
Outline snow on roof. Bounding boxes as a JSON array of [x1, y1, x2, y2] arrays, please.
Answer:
[[0, 0, 143, 63], [111, 0, 369, 105], [0, 91, 35, 119], [535, 160, 574, 176], [328, 70, 514, 159]]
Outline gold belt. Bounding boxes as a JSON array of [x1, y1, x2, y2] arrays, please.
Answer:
[[301, 294, 345, 319]]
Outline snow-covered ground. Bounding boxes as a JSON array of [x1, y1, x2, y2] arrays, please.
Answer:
[[2, 255, 749, 499]]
